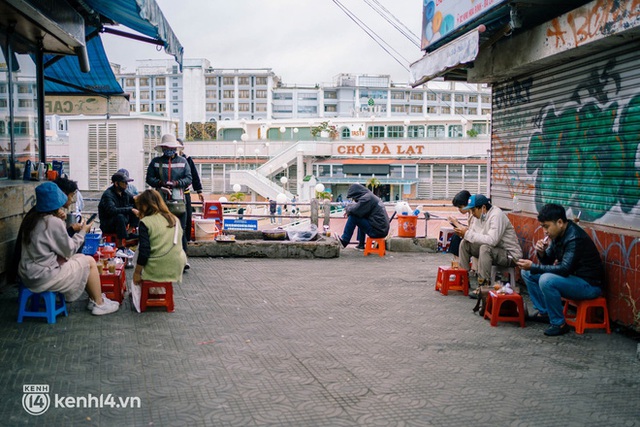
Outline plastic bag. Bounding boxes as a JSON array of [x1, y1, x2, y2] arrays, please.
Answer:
[[287, 224, 318, 242]]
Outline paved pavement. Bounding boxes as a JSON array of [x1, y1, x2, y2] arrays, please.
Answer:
[[1, 249, 639, 426]]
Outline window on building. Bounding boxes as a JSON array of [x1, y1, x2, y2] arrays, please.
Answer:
[[273, 93, 292, 100], [297, 106, 317, 114], [139, 77, 149, 86], [324, 105, 337, 112], [411, 106, 423, 114], [391, 91, 405, 100], [481, 108, 491, 115], [410, 92, 423, 101], [140, 104, 149, 112], [223, 90, 234, 98], [324, 91, 337, 99], [387, 125, 404, 138], [468, 108, 479, 115], [469, 95, 478, 103], [223, 103, 234, 111], [206, 103, 217, 112], [205, 76, 216, 85], [341, 128, 351, 139], [454, 94, 464, 102], [427, 125, 445, 138], [18, 99, 33, 108], [155, 77, 165, 86], [298, 93, 317, 100], [205, 90, 216, 99], [239, 103, 250, 112], [255, 90, 267, 98], [455, 107, 464, 115], [172, 95, 178, 101], [139, 91, 150, 100], [130, 104, 137, 112], [0, 84, 6, 93], [156, 90, 166, 99], [368, 126, 385, 139], [390, 105, 406, 113], [17, 84, 32, 93], [408, 125, 424, 138], [427, 93, 437, 101], [238, 76, 250, 85], [441, 94, 451, 102], [238, 90, 250, 99], [441, 107, 451, 114], [427, 106, 437, 114], [481, 94, 490, 103], [255, 76, 267, 85], [472, 122, 488, 134], [58, 120, 65, 131], [223, 77, 234, 85], [448, 125, 463, 138], [255, 103, 267, 112], [156, 103, 165, 112], [172, 82, 178, 87], [173, 108, 179, 113]]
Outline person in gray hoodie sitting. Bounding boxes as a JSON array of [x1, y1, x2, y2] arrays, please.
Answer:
[[334, 183, 390, 249]]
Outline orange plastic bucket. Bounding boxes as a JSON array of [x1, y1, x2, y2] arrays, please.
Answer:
[[397, 215, 417, 238]]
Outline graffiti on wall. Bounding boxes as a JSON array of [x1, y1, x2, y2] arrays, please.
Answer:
[[526, 59, 640, 222], [546, 0, 640, 49]]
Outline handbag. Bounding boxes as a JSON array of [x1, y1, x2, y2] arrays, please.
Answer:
[[158, 161, 186, 216], [166, 200, 186, 216]]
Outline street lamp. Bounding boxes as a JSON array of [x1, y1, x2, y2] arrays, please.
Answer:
[[279, 126, 286, 141], [280, 176, 288, 193], [315, 183, 325, 198], [233, 183, 241, 193]]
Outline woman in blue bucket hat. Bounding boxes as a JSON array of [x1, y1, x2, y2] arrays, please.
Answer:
[[18, 182, 119, 315]]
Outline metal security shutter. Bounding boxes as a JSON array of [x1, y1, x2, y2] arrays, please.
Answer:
[[88, 123, 118, 191], [491, 43, 640, 229]]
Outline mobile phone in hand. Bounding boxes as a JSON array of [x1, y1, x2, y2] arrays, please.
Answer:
[[87, 213, 97, 224], [449, 221, 458, 229]]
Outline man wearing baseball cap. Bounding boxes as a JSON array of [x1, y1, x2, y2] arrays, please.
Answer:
[[98, 172, 139, 257], [453, 194, 522, 289]]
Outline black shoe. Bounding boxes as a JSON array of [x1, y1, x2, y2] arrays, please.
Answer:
[[527, 311, 550, 323], [333, 232, 348, 248], [183, 262, 191, 272], [544, 323, 571, 336]]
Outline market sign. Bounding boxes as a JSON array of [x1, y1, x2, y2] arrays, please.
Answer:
[[224, 219, 258, 231], [335, 143, 426, 156], [44, 95, 129, 116], [421, 0, 508, 50]]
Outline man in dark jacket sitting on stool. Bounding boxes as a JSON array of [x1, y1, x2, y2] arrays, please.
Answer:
[[98, 172, 139, 257], [335, 183, 390, 250], [517, 203, 605, 337]]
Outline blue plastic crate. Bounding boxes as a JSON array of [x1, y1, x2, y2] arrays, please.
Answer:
[[82, 233, 101, 255]]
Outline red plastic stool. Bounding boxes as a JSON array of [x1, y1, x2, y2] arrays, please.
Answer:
[[364, 236, 386, 257], [484, 291, 525, 327], [562, 297, 610, 334], [99, 263, 126, 303], [103, 233, 139, 248], [435, 266, 469, 296], [140, 281, 174, 312]]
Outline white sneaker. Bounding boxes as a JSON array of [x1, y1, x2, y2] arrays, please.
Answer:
[[116, 248, 135, 258], [91, 296, 120, 315], [86, 293, 109, 311]]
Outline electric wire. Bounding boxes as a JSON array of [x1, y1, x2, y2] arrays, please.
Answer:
[[363, 0, 421, 47], [331, 0, 411, 71]]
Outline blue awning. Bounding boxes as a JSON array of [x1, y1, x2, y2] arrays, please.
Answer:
[[84, 0, 183, 66], [43, 0, 183, 95], [44, 33, 123, 95]]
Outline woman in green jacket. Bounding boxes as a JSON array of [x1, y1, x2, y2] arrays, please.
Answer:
[[132, 190, 187, 286]]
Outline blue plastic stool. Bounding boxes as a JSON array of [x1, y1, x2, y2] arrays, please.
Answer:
[[17, 285, 68, 324]]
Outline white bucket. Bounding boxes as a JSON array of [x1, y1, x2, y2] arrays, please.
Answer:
[[194, 219, 219, 241]]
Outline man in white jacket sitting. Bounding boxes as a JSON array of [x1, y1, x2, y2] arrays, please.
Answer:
[[453, 194, 522, 286]]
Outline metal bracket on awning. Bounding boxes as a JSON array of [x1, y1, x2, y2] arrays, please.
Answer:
[[100, 26, 164, 47]]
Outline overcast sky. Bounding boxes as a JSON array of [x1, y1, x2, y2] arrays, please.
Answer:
[[102, 0, 424, 85]]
